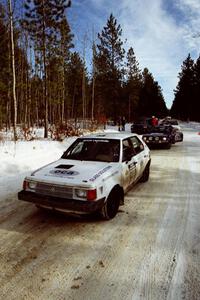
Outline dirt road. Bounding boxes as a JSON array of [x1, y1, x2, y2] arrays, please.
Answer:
[[0, 124, 200, 300]]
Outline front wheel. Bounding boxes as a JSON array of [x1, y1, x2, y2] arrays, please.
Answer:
[[139, 162, 150, 182], [165, 143, 171, 149], [101, 189, 122, 220]]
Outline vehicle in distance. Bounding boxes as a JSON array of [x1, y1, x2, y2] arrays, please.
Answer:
[[131, 117, 153, 135], [142, 125, 175, 149], [18, 132, 151, 220], [159, 118, 183, 142]]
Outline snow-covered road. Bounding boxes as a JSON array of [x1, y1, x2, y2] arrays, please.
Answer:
[[0, 124, 200, 300]]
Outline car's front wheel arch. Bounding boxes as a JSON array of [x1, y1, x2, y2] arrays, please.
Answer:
[[100, 185, 124, 220]]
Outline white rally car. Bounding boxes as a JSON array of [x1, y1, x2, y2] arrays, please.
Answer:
[[18, 132, 151, 219]]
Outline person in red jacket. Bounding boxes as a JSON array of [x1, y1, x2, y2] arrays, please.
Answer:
[[151, 116, 158, 126]]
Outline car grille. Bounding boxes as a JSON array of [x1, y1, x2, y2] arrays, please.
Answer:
[[144, 136, 167, 142], [35, 183, 73, 199], [149, 137, 160, 141]]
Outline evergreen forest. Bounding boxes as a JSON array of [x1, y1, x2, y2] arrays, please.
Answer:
[[0, 1, 199, 140], [171, 54, 200, 122]]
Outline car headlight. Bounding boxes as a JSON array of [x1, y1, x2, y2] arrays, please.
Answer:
[[28, 181, 37, 190], [163, 137, 167, 141], [75, 189, 87, 199]]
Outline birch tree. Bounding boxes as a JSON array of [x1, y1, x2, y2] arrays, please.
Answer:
[[7, 0, 17, 140]]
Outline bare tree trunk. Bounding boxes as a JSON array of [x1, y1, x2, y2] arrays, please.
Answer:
[[8, 0, 17, 141], [91, 76, 95, 121], [71, 82, 76, 119], [41, 0, 48, 138], [81, 34, 87, 129], [34, 46, 39, 127], [35, 92, 39, 127], [61, 55, 65, 124], [91, 35, 97, 121], [82, 66, 86, 127], [128, 95, 131, 122], [7, 51, 11, 130]]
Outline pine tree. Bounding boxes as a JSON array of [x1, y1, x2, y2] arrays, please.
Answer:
[[95, 14, 125, 122], [171, 54, 195, 120], [193, 55, 200, 121], [23, 0, 72, 137], [67, 52, 85, 119], [7, 0, 17, 140], [139, 68, 167, 118], [126, 47, 142, 121], [0, 4, 9, 128]]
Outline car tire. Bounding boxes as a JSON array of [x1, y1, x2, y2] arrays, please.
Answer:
[[139, 162, 150, 182], [35, 205, 50, 212], [171, 137, 176, 144], [101, 189, 122, 220], [165, 143, 171, 149]]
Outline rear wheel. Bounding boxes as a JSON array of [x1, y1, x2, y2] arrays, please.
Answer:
[[101, 189, 122, 220]]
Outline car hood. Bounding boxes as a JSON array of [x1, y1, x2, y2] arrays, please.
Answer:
[[29, 159, 115, 186], [143, 132, 168, 137], [172, 125, 181, 130]]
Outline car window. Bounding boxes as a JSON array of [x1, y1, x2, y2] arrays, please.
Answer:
[[130, 136, 144, 154], [62, 138, 120, 162], [170, 120, 178, 125], [122, 138, 135, 162]]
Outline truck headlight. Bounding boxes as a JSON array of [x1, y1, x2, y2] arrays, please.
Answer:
[[75, 189, 87, 199]]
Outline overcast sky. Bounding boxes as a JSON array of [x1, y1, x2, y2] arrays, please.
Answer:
[[68, 0, 200, 108]]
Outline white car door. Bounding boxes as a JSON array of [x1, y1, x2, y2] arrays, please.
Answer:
[[121, 138, 138, 190], [130, 136, 148, 180]]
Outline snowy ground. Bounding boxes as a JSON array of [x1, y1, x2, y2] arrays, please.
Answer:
[[0, 122, 200, 300]]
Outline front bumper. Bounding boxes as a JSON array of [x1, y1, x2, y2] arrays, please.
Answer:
[[144, 139, 169, 144], [18, 190, 106, 214]]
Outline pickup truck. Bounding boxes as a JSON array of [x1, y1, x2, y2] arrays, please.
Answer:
[[18, 132, 151, 220]]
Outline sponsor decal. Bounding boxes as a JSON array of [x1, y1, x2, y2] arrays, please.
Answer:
[[89, 165, 112, 182], [49, 169, 79, 177], [84, 139, 109, 143], [128, 162, 136, 170], [103, 170, 119, 181]]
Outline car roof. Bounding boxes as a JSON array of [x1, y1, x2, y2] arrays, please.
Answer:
[[80, 132, 138, 140]]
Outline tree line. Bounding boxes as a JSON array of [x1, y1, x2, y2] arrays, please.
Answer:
[[171, 54, 200, 121], [0, 1, 169, 139]]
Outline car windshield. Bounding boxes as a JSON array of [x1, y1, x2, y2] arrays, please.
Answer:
[[150, 125, 172, 133], [163, 119, 178, 125], [61, 138, 120, 162], [170, 120, 178, 125]]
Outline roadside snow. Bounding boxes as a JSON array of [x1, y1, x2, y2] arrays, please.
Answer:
[[0, 138, 77, 200]]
